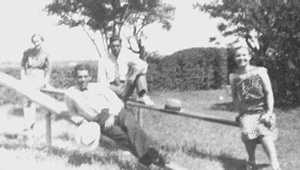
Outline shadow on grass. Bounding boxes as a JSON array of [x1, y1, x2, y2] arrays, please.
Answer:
[[0, 140, 137, 170], [210, 102, 234, 112], [162, 144, 269, 170]]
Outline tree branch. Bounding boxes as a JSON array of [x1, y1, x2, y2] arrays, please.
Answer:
[[81, 25, 103, 59]]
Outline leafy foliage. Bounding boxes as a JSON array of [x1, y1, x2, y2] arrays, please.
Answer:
[[147, 48, 229, 91], [45, 0, 174, 57], [196, 0, 300, 104], [126, 2, 174, 59]]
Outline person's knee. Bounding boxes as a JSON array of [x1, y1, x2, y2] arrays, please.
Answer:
[[241, 134, 260, 145], [261, 135, 276, 145]]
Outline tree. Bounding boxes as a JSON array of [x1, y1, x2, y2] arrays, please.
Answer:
[[126, 3, 174, 59], [196, 0, 300, 104], [45, 0, 174, 59]]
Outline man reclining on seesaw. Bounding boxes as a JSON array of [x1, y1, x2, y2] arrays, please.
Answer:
[[63, 64, 174, 169]]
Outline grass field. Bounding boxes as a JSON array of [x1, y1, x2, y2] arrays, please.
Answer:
[[0, 90, 299, 170]]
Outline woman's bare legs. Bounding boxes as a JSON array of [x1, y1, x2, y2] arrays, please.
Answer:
[[261, 136, 281, 170]]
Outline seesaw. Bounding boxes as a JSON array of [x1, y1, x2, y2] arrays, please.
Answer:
[[0, 72, 189, 170]]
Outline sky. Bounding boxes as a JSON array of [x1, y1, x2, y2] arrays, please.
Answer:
[[0, 0, 233, 62]]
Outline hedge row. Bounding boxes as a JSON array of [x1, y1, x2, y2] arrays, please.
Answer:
[[147, 47, 229, 91]]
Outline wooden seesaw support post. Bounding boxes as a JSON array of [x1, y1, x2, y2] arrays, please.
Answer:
[[0, 72, 68, 147]]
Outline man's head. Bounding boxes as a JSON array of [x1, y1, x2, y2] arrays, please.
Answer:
[[73, 64, 92, 91], [110, 36, 122, 57]]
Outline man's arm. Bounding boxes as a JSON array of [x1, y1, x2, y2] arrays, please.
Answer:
[[20, 51, 28, 78], [101, 85, 124, 116], [64, 88, 98, 121]]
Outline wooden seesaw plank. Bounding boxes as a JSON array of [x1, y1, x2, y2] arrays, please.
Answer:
[[0, 72, 67, 114], [126, 101, 239, 127]]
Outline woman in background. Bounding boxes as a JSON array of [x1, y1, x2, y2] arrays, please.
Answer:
[[21, 34, 51, 130], [229, 47, 280, 170]]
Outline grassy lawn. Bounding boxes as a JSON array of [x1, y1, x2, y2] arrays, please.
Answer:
[[0, 90, 299, 170]]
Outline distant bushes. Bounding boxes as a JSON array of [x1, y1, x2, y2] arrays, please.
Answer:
[[50, 61, 98, 88], [147, 47, 229, 91]]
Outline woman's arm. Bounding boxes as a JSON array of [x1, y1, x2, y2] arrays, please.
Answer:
[[260, 68, 274, 114], [20, 52, 28, 78]]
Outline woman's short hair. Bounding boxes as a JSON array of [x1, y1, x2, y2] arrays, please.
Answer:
[[31, 34, 44, 43]]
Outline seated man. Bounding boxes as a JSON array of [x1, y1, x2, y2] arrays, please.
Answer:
[[64, 64, 167, 168], [98, 36, 154, 105]]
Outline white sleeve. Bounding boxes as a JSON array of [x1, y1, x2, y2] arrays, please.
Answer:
[[64, 87, 97, 121], [117, 57, 128, 81], [101, 86, 124, 116], [64, 88, 80, 115]]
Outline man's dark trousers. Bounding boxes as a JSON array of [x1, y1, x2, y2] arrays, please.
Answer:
[[94, 108, 156, 159]]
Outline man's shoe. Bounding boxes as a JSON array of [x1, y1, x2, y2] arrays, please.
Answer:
[[152, 153, 168, 167], [164, 162, 188, 170], [139, 147, 163, 167], [138, 95, 155, 106]]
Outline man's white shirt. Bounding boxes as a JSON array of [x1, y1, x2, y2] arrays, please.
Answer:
[[64, 83, 124, 120]]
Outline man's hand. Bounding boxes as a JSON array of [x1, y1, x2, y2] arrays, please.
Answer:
[[104, 115, 115, 129]]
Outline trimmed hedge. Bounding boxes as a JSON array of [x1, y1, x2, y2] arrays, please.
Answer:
[[147, 47, 229, 91], [50, 61, 98, 88]]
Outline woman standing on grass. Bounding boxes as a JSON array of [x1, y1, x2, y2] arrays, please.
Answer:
[[21, 34, 51, 131], [229, 47, 280, 170]]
